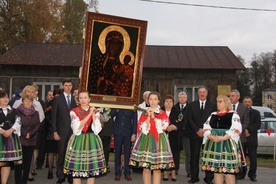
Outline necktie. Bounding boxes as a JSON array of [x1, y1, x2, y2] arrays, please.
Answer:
[[201, 102, 204, 110], [181, 104, 184, 111], [67, 95, 71, 109], [233, 104, 236, 111]]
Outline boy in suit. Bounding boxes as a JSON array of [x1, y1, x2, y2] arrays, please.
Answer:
[[51, 79, 77, 184], [111, 109, 137, 181]]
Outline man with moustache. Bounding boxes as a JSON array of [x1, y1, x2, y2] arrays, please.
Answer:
[[229, 89, 249, 181], [188, 87, 216, 184], [242, 96, 261, 182], [173, 91, 191, 177]]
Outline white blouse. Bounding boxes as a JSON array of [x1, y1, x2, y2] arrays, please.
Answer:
[[70, 110, 102, 136], [203, 111, 242, 144]]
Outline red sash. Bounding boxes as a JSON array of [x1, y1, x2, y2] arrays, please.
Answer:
[[137, 110, 169, 140]]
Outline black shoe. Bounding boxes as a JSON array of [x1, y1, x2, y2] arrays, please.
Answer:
[[187, 173, 191, 178], [163, 177, 168, 181], [188, 179, 199, 183], [171, 178, 177, 182], [249, 176, 257, 182], [28, 178, 35, 182], [56, 179, 65, 184], [47, 171, 53, 179]]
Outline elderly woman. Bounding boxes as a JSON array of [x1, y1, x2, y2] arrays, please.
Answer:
[[201, 95, 244, 184], [17, 94, 40, 184]]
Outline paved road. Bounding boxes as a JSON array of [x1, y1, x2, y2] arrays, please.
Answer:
[[8, 163, 276, 184]]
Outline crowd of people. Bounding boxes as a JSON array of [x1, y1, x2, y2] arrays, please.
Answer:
[[0, 82, 261, 184]]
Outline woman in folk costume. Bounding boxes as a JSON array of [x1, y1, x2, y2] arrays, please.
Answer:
[[130, 91, 174, 184], [0, 90, 22, 184], [201, 95, 245, 184], [63, 90, 106, 184]]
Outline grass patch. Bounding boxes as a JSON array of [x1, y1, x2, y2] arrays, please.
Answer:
[[256, 155, 276, 168]]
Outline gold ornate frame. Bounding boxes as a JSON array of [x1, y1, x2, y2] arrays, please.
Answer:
[[80, 12, 147, 109]]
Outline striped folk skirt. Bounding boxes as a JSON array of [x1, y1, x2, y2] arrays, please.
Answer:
[[201, 129, 244, 174], [63, 132, 107, 178], [129, 132, 175, 170], [0, 133, 22, 167]]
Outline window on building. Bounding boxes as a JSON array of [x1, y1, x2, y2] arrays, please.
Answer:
[[267, 104, 273, 109], [268, 94, 272, 100], [175, 85, 201, 103], [33, 82, 62, 101]]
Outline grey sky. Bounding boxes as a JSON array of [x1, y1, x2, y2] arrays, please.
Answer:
[[91, 0, 276, 65]]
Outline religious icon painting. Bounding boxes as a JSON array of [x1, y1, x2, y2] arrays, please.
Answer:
[[80, 12, 147, 109]]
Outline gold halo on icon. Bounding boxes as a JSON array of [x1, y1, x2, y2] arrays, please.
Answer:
[[121, 51, 135, 66], [98, 25, 134, 65]]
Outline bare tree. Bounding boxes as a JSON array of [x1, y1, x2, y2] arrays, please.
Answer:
[[236, 55, 251, 100], [249, 51, 276, 106]]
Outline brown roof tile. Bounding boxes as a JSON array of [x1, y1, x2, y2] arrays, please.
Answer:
[[0, 42, 82, 66], [0, 43, 245, 70], [144, 45, 245, 69]]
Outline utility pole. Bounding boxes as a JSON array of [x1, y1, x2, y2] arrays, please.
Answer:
[[88, 0, 99, 13]]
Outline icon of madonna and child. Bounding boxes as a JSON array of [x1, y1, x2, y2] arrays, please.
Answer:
[[88, 25, 136, 97]]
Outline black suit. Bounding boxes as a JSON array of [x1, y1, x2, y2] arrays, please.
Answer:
[[111, 109, 137, 177], [173, 103, 190, 175], [236, 103, 249, 143], [243, 107, 261, 179], [51, 93, 76, 181], [188, 100, 216, 182]]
